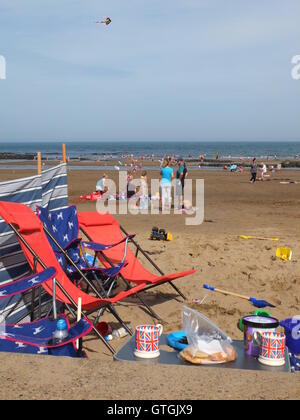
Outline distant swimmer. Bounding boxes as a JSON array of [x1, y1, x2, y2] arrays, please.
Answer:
[[96, 17, 112, 26]]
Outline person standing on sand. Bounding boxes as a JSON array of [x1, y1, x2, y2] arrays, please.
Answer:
[[160, 158, 174, 212], [260, 163, 267, 181], [139, 171, 149, 210], [127, 172, 136, 198], [250, 158, 257, 183], [176, 157, 188, 209]]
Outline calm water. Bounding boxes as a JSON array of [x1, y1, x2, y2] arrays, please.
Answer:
[[0, 141, 300, 160]]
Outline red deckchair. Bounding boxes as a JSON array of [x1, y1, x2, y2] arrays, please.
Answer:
[[0, 201, 146, 354], [78, 212, 196, 299]]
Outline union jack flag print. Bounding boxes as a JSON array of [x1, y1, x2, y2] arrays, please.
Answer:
[[260, 332, 286, 360], [136, 325, 160, 353]]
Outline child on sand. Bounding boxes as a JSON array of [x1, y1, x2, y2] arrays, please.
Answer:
[[127, 172, 136, 198], [139, 171, 149, 210], [96, 174, 108, 195], [260, 163, 267, 181]]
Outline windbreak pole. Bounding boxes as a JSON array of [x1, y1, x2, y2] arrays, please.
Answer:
[[37, 152, 42, 175], [62, 144, 67, 164]]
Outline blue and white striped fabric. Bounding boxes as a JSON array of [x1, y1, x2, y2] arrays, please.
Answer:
[[42, 164, 68, 211], [0, 164, 68, 324]]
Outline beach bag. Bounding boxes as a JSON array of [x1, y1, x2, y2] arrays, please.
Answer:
[[180, 306, 237, 365]]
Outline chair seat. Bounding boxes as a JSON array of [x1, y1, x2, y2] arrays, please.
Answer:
[[0, 315, 92, 357]]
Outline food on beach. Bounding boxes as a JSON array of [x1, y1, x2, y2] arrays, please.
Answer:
[[180, 344, 237, 365], [180, 307, 237, 365]]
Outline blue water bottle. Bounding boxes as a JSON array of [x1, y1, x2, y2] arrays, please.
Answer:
[[53, 319, 69, 344]]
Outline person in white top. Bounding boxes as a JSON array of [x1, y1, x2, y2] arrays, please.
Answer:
[[260, 163, 267, 181], [139, 171, 149, 210]]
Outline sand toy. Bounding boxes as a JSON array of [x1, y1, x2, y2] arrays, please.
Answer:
[[240, 235, 279, 241], [238, 310, 271, 332], [150, 227, 173, 241], [280, 318, 300, 354], [167, 331, 188, 351], [276, 247, 292, 261], [203, 284, 276, 308]]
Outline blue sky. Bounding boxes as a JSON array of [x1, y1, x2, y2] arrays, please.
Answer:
[[0, 0, 299, 142]]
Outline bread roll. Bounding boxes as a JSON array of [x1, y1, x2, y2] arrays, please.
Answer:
[[180, 344, 237, 365]]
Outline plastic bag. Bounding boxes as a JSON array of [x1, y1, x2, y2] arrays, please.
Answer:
[[180, 306, 237, 365]]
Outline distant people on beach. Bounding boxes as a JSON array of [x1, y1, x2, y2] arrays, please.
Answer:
[[250, 158, 257, 183], [96, 173, 108, 195], [127, 172, 136, 198], [259, 163, 267, 181], [139, 170, 149, 210], [176, 157, 188, 210], [160, 158, 174, 211]]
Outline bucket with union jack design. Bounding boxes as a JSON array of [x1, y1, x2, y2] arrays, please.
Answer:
[[254, 331, 286, 367], [134, 324, 163, 359]]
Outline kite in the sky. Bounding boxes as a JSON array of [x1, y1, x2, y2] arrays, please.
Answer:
[[96, 17, 112, 26]]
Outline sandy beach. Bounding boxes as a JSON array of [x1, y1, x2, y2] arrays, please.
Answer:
[[1, 0, 300, 402], [0, 165, 299, 400]]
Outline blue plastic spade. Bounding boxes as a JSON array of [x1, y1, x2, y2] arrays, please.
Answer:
[[203, 284, 276, 309]]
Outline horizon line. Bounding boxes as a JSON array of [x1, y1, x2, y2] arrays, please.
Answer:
[[1, 139, 300, 144]]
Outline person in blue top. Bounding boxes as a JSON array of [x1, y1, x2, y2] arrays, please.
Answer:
[[160, 158, 174, 212], [96, 173, 108, 195]]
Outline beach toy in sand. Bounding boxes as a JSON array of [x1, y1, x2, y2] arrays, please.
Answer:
[[96, 321, 112, 337], [280, 318, 300, 354], [240, 235, 279, 241], [242, 315, 279, 358], [289, 353, 300, 372], [159, 228, 173, 241], [276, 247, 292, 261], [238, 310, 271, 332], [150, 227, 173, 241], [203, 284, 276, 309], [167, 331, 188, 351]]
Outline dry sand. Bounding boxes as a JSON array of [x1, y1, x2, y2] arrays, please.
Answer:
[[0, 166, 300, 400]]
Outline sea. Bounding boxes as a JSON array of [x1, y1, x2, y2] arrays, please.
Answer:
[[0, 141, 300, 161]]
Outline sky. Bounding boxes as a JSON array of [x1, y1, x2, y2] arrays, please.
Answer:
[[0, 0, 299, 142]]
